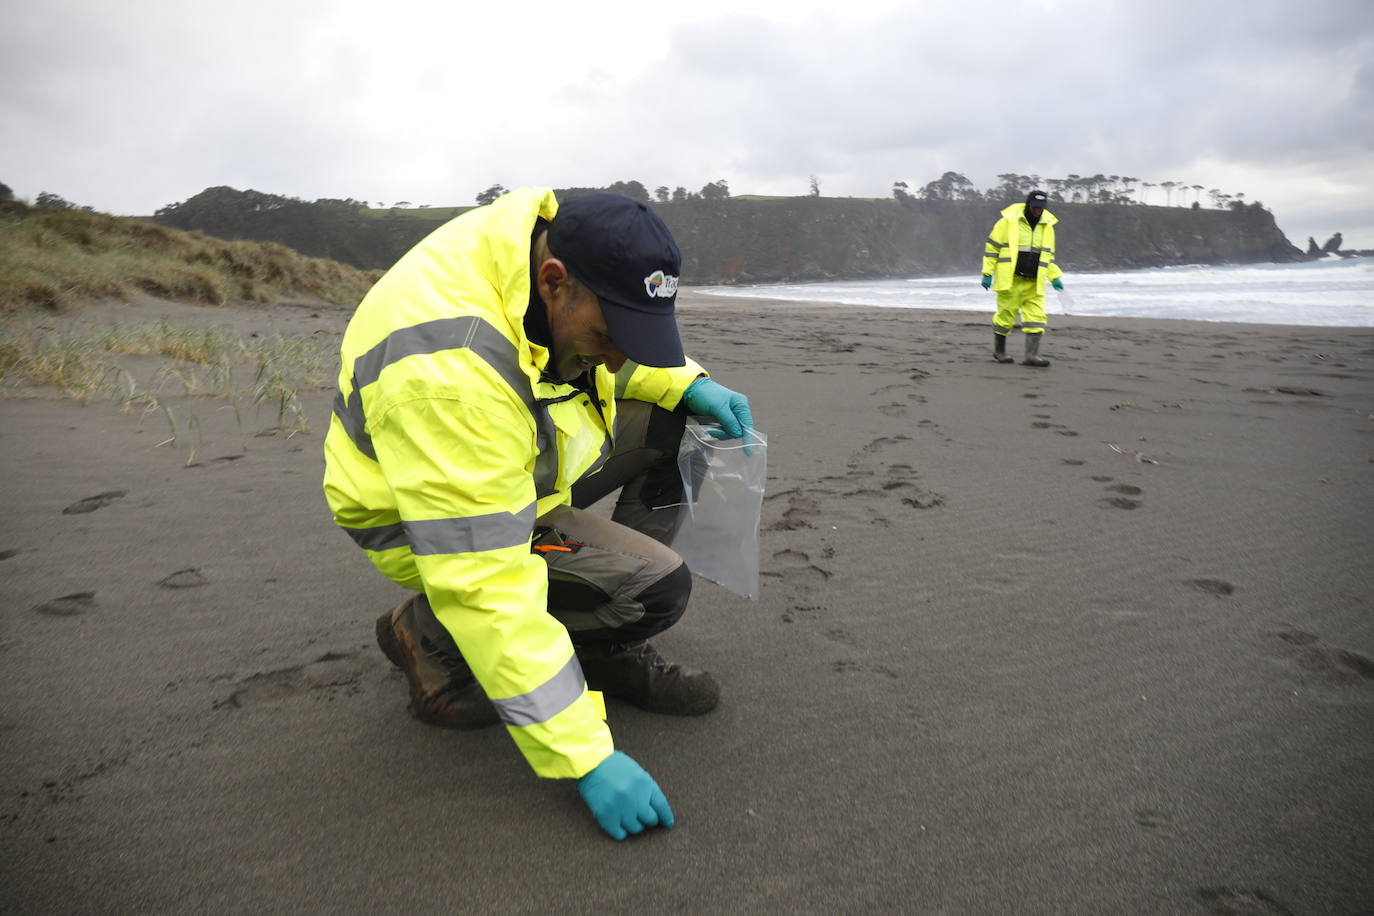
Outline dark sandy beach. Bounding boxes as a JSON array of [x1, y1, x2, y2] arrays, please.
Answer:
[[3, 291, 1372, 914]]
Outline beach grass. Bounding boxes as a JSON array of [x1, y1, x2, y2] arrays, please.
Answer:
[[0, 316, 333, 442], [0, 199, 379, 313]]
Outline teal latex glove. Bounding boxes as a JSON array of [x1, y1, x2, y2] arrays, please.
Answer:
[[1051, 278, 1064, 291], [577, 750, 675, 841], [981, 275, 992, 290], [683, 377, 754, 442]]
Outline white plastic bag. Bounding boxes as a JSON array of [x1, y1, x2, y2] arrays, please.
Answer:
[[1055, 288, 1074, 315], [671, 421, 767, 599]]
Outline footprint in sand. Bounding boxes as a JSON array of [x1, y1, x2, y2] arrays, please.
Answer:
[[832, 659, 900, 679], [857, 435, 911, 456], [1099, 483, 1143, 508], [62, 491, 127, 515], [1186, 578, 1234, 596], [34, 592, 96, 617], [1061, 459, 1086, 466], [824, 627, 858, 646], [764, 491, 820, 531], [1271, 627, 1318, 646], [0, 548, 19, 561], [159, 568, 210, 589], [1265, 627, 1374, 687], [1196, 887, 1295, 915], [763, 548, 832, 588], [901, 491, 946, 509], [214, 650, 365, 710], [1030, 420, 1079, 436], [1132, 808, 1173, 831], [780, 604, 822, 624]]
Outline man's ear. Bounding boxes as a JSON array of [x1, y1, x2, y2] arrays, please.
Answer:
[[535, 257, 572, 304]]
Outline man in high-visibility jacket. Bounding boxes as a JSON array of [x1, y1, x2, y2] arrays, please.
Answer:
[[981, 189, 1065, 367], [323, 189, 755, 840]]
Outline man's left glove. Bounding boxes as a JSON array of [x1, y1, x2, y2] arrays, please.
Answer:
[[1051, 278, 1064, 291], [683, 377, 754, 441], [577, 750, 675, 841]]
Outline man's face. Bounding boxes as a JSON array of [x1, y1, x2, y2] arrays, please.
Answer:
[[1027, 205, 1044, 220], [546, 280, 627, 382]]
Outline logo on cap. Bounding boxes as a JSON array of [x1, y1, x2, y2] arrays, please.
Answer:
[[644, 270, 679, 299]]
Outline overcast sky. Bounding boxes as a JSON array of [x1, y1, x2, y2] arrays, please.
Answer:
[[5, 0, 1373, 250]]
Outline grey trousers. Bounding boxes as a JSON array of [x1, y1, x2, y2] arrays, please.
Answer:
[[537, 400, 692, 646]]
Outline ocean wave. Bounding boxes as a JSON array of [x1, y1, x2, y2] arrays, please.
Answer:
[[696, 257, 1374, 326]]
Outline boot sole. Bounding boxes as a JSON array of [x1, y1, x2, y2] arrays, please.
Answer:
[[375, 611, 405, 669]]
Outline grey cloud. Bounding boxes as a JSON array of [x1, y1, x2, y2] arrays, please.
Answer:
[[3, 0, 1372, 245], [587, 1, 1372, 200]]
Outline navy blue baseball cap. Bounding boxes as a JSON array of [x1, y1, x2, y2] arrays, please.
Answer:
[[547, 192, 686, 368], [1026, 190, 1049, 208]]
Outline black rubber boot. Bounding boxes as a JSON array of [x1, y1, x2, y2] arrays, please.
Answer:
[[576, 641, 720, 716], [376, 598, 501, 730], [1022, 333, 1050, 367], [993, 333, 1014, 363]]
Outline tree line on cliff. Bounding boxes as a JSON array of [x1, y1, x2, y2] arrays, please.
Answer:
[[895, 171, 1255, 210]]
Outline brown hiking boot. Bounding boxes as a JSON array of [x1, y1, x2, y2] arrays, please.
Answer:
[[375, 598, 501, 730], [576, 640, 720, 716]]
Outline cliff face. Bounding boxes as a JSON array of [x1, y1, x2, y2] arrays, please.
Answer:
[[151, 190, 1305, 284], [655, 198, 1305, 285]]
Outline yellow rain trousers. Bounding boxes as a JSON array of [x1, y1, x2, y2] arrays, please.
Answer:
[[982, 203, 1063, 336], [322, 189, 704, 778]]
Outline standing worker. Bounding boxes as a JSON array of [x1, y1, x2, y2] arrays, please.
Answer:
[[981, 189, 1065, 367], [323, 189, 755, 840]]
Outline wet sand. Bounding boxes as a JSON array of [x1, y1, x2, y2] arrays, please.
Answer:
[[3, 291, 1373, 914]]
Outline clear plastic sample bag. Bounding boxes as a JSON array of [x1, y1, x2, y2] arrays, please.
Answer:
[[671, 420, 768, 599]]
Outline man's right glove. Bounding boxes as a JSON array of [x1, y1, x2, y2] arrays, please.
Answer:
[[683, 377, 753, 442], [577, 750, 675, 841], [981, 275, 993, 290]]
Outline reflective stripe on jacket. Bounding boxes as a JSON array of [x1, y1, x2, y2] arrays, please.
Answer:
[[981, 203, 1064, 293], [322, 188, 703, 778]]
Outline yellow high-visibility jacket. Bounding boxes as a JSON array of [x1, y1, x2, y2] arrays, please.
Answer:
[[322, 188, 704, 778], [982, 203, 1064, 293]]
